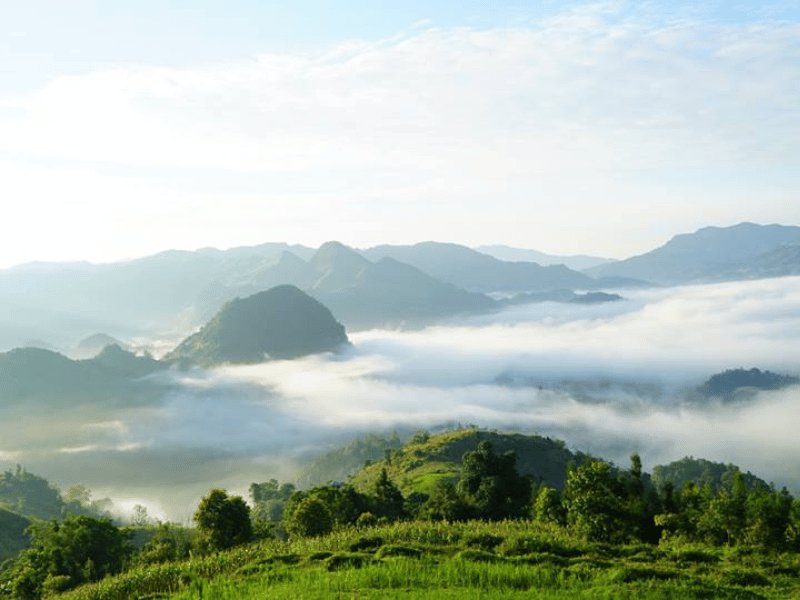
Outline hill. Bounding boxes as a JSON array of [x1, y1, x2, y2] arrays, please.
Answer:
[[694, 367, 799, 402], [0, 346, 168, 407], [651, 456, 769, 492], [165, 285, 349, 367], [345, 429, 591, 496], [586, 222, 800, 284]]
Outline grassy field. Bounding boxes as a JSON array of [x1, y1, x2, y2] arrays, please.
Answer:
[[55, 520, 800, 600]]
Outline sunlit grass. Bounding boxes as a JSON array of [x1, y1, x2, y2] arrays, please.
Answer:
[[56, 520, 800, 600]]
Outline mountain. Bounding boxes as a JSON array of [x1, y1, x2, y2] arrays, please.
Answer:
[[476, 245, 615, 271], [723, 242, 800, 279], [586, 222, 800, 284], [362, 242, 598, 293], [69, 333, 129, 359], [313, 254, 496, 330], [0, 243, 315, 350], [165, 285, 349, 367]]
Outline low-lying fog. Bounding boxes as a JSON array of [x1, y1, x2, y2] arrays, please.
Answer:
[[5, 276, 800, 522]]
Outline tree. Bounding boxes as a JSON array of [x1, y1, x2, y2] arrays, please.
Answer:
[[564, 459, 628, 542], [286, 496, 333, 538], [193, 489, 252, 553], [372, 468, 405, 521], [533, 485, 565, 526], [8, 515, 134, 599], [457, 441, 530, 520]]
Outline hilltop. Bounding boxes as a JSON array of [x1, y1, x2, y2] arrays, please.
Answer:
[[344, 429, 591, 496]]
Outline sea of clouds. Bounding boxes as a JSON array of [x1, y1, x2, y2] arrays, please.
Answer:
[[5, 276, 800, 521]]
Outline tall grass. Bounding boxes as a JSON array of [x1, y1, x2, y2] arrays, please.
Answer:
[[55, 519, 800, 600]]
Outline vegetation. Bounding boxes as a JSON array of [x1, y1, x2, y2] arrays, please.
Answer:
[[193, 489, 252, 553], [5, 429, 800, 599], [295, 432, 403, 488], [4, 515, 134, 599]]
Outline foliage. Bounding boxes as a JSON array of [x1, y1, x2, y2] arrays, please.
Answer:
[[285, 496, 334, 538], [134, 523, 195, 565], [371, 468, 406, 521], [5, 515, 133, 599], [456, 441, 531, 520], [0, 466, 115, 522], [193, 489, 252, 553]]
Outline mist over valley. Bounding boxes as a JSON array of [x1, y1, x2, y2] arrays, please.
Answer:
[[2, 224, 800, 522]]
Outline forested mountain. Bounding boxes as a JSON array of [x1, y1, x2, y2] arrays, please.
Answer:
[[164, 285, 350, 367], [586, 222, 800, 284]]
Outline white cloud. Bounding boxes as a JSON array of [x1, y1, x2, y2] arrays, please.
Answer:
[[0, 4, 798, 262]]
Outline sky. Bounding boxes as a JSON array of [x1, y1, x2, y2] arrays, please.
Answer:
[[1, 1, 799, 268]]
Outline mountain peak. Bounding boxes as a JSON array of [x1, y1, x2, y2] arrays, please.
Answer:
[[165, 285, 349, 367]]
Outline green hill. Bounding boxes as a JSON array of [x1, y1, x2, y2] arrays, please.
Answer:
[[345, 429, 591, 496], [165, 285, 349, 368]]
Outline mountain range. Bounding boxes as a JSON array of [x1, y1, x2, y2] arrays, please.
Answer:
[[1, 222, 799, 352], [586, 222, 800, 284]]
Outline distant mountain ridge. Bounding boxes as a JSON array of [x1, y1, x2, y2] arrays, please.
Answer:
[[586, 222, 800, 284], [475, 245, 614, 271], [1, 222, 798, 349]]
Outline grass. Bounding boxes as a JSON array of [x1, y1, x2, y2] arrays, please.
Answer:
[[54, 520, 800, 600]]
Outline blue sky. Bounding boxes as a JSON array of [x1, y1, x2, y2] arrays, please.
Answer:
[[1, 1, 798, 267]]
